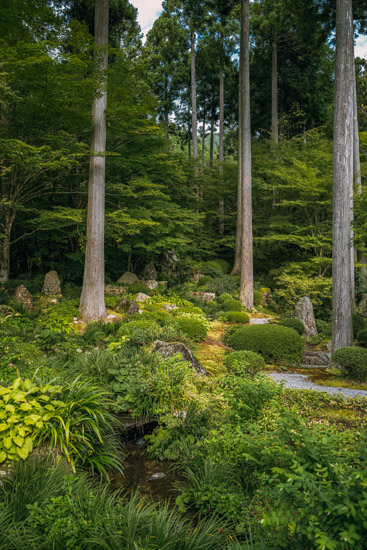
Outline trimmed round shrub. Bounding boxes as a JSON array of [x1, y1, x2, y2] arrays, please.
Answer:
[[223, 311, 250, 323], [222, 299, 242, 312], [176, 316, 208, 342], [218, 293, 234, 303], [353, 313, 365, 339], [278, 318, 305, 335], [223, 350, 265, 377], [357, 329, 367, 347], [224, 324, 304, 365], [201, 261, 223, 276], [198, 275, 213, 287], [213, 259, 231, 274], [253, 290, 263, 307], [332, 346, 367, 381], [315, 319, 332, 339]]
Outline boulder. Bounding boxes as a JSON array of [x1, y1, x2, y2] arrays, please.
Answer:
[[153, 340, 207, 375], [117, 297, 139, 315], [293, 297, 317, 336], [14, 285, 33, 310], [140, 280, 158, 290], [135, 293, 150, 303], [105, 284, 126, 296], [42, 270, 62, 296], [303, 351, 330, 366], [117, 272, 139, 285], [163, 303, 179, 312], [189, 291, 216, 303], [142, 261, 157, 281], [160, 250, 179, 279]]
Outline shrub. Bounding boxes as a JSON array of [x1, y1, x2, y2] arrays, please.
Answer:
[[357, 329, 367, 347], [201, 261, 223, 275], [117, 320, 160, 345], [315, 318, 332, 339], [208, 275, 238, 295], [223, 311, 250, 324], [197, 275, 213, 287], [218, 293, 233, 303], [253, 289, 263, 307], [212, 259, 231, 274], [128, 283, 154, 296], [223, 350, 265, 377], [225, 324, 304, 365], [222, 299, 243, 312], [278, 317, 305, 335], [332, 346, 367, 381], [353, 313, 366, 339], [225, 374, 281, 420], [176, 316, 208, 342]]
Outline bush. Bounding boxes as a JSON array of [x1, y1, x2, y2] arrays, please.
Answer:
[[223, 350, 265, 377], [117, 320, 160, 346], [197, 275, 213, 287], [357, 329, 367, 347], [208, 275, 238, 295], [222, 299, 243, 312], [332, 346, 367, 381], [225, 324, 304, 365], [353, 313, 366, 339], [278, 317, 305, 335], [223, 311, 250, 324], [315, 318, 332, 339], [218, 293, 233, 303], [253, 289, 263, 307], [176, 316, 208, 342], [201, 261, 223, 276], [128, 283, 154, 296], [212, 259, 231, 274]]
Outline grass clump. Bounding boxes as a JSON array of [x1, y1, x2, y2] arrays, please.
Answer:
[[224, 324, 304, 365]]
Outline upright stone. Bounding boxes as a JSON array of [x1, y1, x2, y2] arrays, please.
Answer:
[[143, 261, 157, 281], [14, 285, 33, 310], [294, 297, 317, 336], [42, 271, 62, 296], [117, 272, 139, 285]]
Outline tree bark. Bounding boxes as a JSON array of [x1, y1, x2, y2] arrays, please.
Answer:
[[164, 75, 169, 139], [191, 30, 198, 163], [219, 58, 225, 236], [271, 37, 278, 144], [201, 99, 206, 173], [0, 212, 15, 283], [210, 115, 214, 168], [79, 0, 109, 321], [238, 0, 253, 309], [332, 0, 354, 351]]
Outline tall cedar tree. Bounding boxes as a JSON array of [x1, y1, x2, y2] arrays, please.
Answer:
[[80, 0, 109, 320], [332, 0, 354, 350]]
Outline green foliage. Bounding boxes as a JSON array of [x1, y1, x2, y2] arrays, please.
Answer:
[[128, 282, 154, 296], [278, 317, 305, 335], [222, 299, 243, 312], [218, 293, 234, 303], [225, 324, 304, 365], [315, 318, 332, 339], [223, 311, 250, 323], [117, 319, 160, 345], [353, 313, 366, 339], [212, 259, 231, 274], [332, 347, 367, 382], [357, 329, 367, 347], [208, 275, 239, 296], [198, 275, 213, 286], [224, 375, 282, 422], [176, 316, 208, 342], [201, 261, 223, 275], [37, 300, 79, 334], [223, 351, 265, 377], [253, 290, 263, 307]]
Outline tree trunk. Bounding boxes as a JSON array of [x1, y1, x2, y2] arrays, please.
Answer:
[[164, 75, 169, 139], [191, 30, 198, 162], [79, 0, 109, 321], [238, 0, 253, 308], [332, 0, 354, 351], [0, 211, 15, 283], [210, 115, 214, 168], [188, 116, 191, 158], [202, 99, 206, 173], [271, 37, 278, 143], [219, 58, 225, 236]]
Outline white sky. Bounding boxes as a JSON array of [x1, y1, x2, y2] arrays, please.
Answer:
[[130, 0, 367, 58]]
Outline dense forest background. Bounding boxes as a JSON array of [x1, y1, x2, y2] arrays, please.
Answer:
[[1, 0, 367, 312]]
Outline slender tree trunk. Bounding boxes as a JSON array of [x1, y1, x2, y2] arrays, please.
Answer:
[[232, 47, 243, 275], [188, 116, 191, 158], [80, 0, 109, 321], [219, 58, 225, 236], [164, 75, 169, 139], [332, 0, 354, 351], [202, 100, 206, 173], [210, 115, 214, 168], [238, 0, 253, 308], [0, 212, 15, 282], [271, 37, 278, 143], [191, 30, 198, 163]]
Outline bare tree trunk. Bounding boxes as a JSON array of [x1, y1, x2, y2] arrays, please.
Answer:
[[80, 0, 109, 321], [271, 37, 278, 143], [0, 211, 15, 282], [164, 75, 169, 139], [202, 99, 206, 173], [332, 0, 354, 351], [191, 30, 198, 163], [238, 0, 253, 308], [219, 59, 225, 236], [210, 115, 214, 168], [232, 41, 243, 276]]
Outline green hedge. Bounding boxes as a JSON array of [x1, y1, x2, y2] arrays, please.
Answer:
[[278, 318, 305, 335], [332, 346, 367, 381], [223, 312, 250, 324], [223, 350, 265, 377], [225, 324, 304, 365]]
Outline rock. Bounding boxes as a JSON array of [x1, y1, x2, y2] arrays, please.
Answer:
[[189, 291, 216, 303], [160, 250, 179, 279], [42, 270, 62, 296], [142, 261, 157, 281], [117, 297, 139, 315], [293, 297, 317, 336], [140, 280, 158, 290], [303, 351, 330, 366], [14, 285, 33, 310], [153, 341, 207, 375], [163, 303, 179, 312], [105, 284, 126, 296], [250, 318, 273, 325], [191, 271, 204, 282], [135, 293, 150, 303], [260, 287, 273, 307], [117, 271, 139, 285], [149, 472, 167, 481]]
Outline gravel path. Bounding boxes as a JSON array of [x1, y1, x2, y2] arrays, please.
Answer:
[[268, 372, 367, 399]]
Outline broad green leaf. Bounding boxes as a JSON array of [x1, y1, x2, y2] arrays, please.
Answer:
[[5, 404, 15, 413], [3, 436, 12, 450], [0, 451, 6, 462], [13, 435, 24, 447], [16, 445, 29, 460], [24, 414, 41, 425], [19, 403, 32, 411], [0, 423, 8, 432]]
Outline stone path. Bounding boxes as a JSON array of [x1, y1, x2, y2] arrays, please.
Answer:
[[268, 372, 367, 399]]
